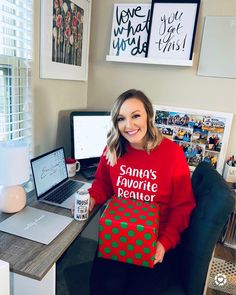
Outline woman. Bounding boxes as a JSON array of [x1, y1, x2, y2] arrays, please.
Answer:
[[88, 89, 195, 294]]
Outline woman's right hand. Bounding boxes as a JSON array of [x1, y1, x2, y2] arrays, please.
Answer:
[[89, 196, 96, 212]]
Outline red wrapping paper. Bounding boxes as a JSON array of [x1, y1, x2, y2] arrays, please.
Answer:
[[98, 197, 160, 268]]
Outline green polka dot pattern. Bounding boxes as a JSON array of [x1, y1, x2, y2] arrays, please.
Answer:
[[114, 216, 121, 220], [127, 244, 134, 251], [120, 222, 128, 229], [112, 228, 119, 234], [136, 225, 144, 232], [142, 261, 150, 267], [127, 230, 135, 237], [104, 247, 111, 254], [119, 250, 126, 256], [120, 236, 127, 243], [109, 210, 116, 214], [104, 219, 112, 226], [136, 239, 143, 246], [98, 197, 160, 268], [118, 207, 124, 212], [143, 247, 150, 254], [104, 234, 111, 240], [112, 241, 119, 248]]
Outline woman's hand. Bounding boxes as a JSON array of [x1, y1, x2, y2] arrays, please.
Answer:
[[154, 241, 165, 265], [89, 196, 96, 212]]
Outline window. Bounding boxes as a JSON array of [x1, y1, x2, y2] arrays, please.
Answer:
[[0, 0, 33, 147]]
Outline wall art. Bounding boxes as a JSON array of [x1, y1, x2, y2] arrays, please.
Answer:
[[40, 0, 91, 81], [153, 105, 233, 174]]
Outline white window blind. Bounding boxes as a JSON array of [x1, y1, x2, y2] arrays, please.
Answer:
[[0, 0, 32, 147]]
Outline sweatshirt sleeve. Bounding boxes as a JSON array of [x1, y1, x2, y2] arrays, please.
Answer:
[[88, 151, 114, 205], [158, 149, 196, 252]]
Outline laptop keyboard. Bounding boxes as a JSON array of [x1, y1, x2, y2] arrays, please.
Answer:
[[44, 180, 84, 204]]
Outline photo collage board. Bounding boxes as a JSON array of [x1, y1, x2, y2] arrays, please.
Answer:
[[153, 105, 233, 174]]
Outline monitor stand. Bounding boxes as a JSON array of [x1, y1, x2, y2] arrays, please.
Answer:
[[80, 164, 98, 180]]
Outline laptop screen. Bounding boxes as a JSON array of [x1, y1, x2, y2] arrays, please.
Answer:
[[31, 148, 68, 198]]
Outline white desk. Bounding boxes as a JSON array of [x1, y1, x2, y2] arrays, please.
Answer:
[[0, 260, 9, 295]]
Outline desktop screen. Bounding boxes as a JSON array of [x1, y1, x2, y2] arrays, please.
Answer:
[[71, 111, 111, 165]]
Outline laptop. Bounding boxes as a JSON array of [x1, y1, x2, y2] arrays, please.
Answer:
[[0, 206, 73, 244], [30, 147, 91, 209]]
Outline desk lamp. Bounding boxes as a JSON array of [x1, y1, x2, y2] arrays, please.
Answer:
[[0, 141, 29, 213]]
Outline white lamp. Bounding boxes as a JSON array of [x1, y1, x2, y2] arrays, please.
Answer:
[[0, 141, 29, 213]]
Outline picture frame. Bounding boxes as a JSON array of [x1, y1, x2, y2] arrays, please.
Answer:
[[153, 105, 233, 174], [147, 0, 200, 61], [108, 3, 151, 58], [40, 0, 91, 81], [197, 16, 236, 79]]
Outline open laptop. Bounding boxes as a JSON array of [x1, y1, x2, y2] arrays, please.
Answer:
[[30, 147, 91, 209]]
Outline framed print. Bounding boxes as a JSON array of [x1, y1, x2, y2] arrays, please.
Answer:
[[147, 0, 200, 60], [40, 0, 91, 81], [109, 3, 151, 58], [198, 16, 236, 79], [153, 105, 233, 174]]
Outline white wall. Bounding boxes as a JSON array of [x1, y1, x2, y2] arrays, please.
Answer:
[[87, 0, 236, 156]]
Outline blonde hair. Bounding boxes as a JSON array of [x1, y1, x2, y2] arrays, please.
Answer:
[[105, 89, 163, 166]]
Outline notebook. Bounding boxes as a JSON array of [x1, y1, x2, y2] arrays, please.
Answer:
[[30, 147, 91, 209], [0, 206, 73, 244]]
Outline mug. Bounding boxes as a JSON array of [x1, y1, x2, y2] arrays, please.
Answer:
[[65, 158, 80, 177], [223, 162, 236, 183]]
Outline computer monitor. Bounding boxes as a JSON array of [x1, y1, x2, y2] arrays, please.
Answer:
[[70, 111, 111, 169]]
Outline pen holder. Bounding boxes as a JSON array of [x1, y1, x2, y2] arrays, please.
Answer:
[[223, 163, 236, 183]]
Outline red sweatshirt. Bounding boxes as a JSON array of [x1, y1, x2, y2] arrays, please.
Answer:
[[89, 137, 195, 252]]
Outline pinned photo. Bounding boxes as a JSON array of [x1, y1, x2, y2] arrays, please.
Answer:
[[167, 112, 190, 127], [202, 116, 225, 133], [157, 125, 173, 140], [188, 115, 204, 129], [173, 127, 192, 142], [192, 127, 208, 144], [155, 111, 170, 125], [203, 151, 219, 168], [206, 133, 223, 152], [180, 143, 205, 167]]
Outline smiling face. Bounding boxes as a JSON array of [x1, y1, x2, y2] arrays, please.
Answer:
[[117, 98, 148, 150]]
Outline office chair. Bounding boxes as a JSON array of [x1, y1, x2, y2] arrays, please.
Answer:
[[162, 161, 234, 295], [63, 161, 234, 295]]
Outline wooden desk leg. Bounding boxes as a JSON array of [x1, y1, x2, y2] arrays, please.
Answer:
[[10, 264, 55, 295]]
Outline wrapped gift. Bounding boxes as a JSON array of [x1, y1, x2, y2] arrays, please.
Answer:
[[98, 197, 160, 268]]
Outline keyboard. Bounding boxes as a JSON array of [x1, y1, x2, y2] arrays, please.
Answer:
[[44, 180, 84, 204]]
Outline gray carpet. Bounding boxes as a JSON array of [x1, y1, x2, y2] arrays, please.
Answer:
[[56, 237, 98, 295]]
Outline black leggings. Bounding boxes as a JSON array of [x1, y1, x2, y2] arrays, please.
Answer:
[[90, 248, 178, 295]]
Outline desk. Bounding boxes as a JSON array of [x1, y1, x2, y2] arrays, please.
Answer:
[[0, 177, 99, 295]]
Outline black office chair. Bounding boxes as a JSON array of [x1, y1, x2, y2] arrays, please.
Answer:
[[64, 161, 234, 295], [162, 161, 234, 295]]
